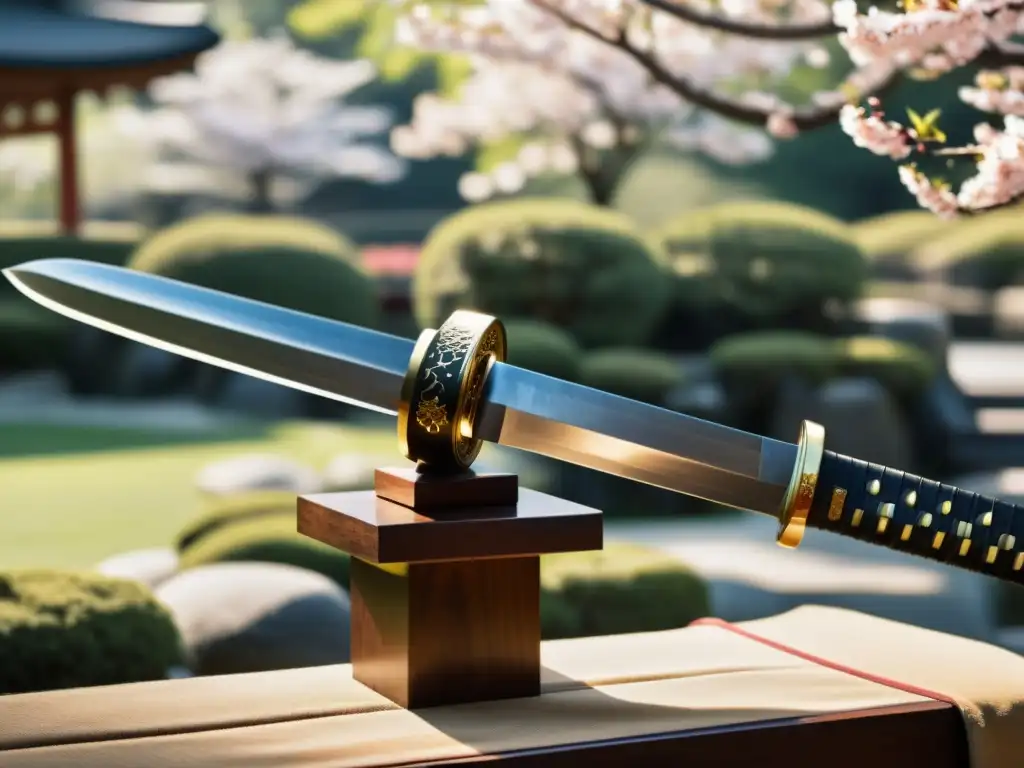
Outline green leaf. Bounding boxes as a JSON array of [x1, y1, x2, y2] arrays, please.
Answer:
[[378, 48, 424, 81], [906, 107, 945, 143], [356, 3, 400, 61], [288, 0, 372, 38], [476, 134, 528, 172], [437, 55, 473, 97]]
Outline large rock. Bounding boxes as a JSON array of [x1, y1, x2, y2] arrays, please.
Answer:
[[770, 376, 916, 470], [851, 297, 951, 370], [95, 547, 179, 590], [322, 452, 376, 491], [155, 562, 352, 675], [196, 453, 323, 497]]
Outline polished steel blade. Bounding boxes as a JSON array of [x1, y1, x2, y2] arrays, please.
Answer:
[[5, 258, 799, 517], [474, 363, 798, 515], [3, 259, 413, 414]]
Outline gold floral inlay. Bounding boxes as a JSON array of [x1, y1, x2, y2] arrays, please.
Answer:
[[415, 396, 449, 434]]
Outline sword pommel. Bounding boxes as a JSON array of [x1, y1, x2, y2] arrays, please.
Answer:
[[397, 310, 507, 472]]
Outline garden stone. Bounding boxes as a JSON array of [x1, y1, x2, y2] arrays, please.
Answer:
[[852, 297, 951, 370], [95, 547, 179, 590], [770, 377, 915, 470], [322, 452, 376, 491], [994, 286, 1024, 338], [196, 453, 323, 497], [213, 373, 309, 419], [155, 562, 352, 675]]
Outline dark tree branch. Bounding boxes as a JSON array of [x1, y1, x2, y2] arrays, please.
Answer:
[[637, 0, 840, 39], [529, 0, 900, 130], [978, 43, 1024, 66]]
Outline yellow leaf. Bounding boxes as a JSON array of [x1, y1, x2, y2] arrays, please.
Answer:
[[288, 0, 371, 38]]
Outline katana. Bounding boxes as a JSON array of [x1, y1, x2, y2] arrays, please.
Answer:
[[6, 258, 1022, 583]]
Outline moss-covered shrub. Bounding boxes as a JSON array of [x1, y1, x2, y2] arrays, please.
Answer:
[[128, 213, 378, 328], [912, 211, 1024, 291], [835, 336, 938, 396], [0, 224, 141, 372], [709, 331, 838, 388], [540, 543, 710, 639], [178, 513, 352, 590], [178, 515, 709, 641], [504, 318, 584, 382], [578, 348, 684, 406], [414, 198, 672, 348], [709, 330, 938, 407], [0, 570, 183, 694], [0, 300, 73, 372], [852, 210, 954, 281], [651, 202, 867, 340], [175, 490, 300, 552], [0, 221, 141, 299]]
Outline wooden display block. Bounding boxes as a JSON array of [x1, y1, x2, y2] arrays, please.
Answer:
[[297, 467, 603, 709]]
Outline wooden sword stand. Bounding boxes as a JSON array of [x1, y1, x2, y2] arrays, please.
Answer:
[[297, 466, 603, 709]]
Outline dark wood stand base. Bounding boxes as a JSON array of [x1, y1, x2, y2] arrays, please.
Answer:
[[298, 466, 603, 709]]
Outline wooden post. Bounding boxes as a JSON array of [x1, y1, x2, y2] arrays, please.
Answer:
[[298, 467, 603, 709], [55, 86, 80, 235]]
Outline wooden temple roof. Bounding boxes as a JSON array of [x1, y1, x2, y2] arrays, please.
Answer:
[[0, 1, 218, 70]]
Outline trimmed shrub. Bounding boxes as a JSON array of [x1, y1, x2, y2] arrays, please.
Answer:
[[178, 517, 709, 640], [540, 543, 710, 639], [128, 214, 379, 328], [504, 318, 584, 382], [178, 513, 352, 590], [414, 198, 672, 348], [709, 331, 937, 410], [0, 225, 141, 372], [578, 348, 684, 406], [852, 210, 954, 281], [709, 331, 838, 387], [175, 490, 300, 552], [651, 201, 867, 339], [912, 211, 1024, 291], [0, 221, 141, 290], [0, 300, 73, 372], [834, 336, 938, 396], [0, 570, 183, 694]]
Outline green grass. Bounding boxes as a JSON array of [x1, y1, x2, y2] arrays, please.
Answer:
[[0, 421, 401, 570], [0, 423, 275, 459]]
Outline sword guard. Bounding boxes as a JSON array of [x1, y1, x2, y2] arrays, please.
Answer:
[[397, 310, 507, 473], [777, 420, 827, 549]]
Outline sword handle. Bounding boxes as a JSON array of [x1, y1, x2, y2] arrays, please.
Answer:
[[806, 451, 1024, 584]]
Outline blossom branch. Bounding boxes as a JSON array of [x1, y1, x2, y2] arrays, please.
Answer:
[[637, 0, 840, 40], [529, 0, 900, 132]]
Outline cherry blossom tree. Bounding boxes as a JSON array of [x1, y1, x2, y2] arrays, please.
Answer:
[[140, 35, 408, 212], [387, 0, 842, 205], [385, 0, 1024, 216]]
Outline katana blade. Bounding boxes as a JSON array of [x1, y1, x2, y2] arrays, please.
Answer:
[[11, 258, 1024, 587], [3, 258, 413, 415], [3, 259, 794, 516]]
